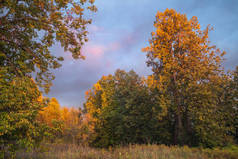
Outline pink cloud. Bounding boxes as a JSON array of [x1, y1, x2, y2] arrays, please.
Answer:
[[85, 44, 106, 57], [82, 41, 123, 59]]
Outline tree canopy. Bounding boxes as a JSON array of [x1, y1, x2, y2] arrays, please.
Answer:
[[143, 9, 231, 147], [0, 0, 96, 155], [0, 76, 45, 154], [0, 0, 96, 92], [81, 9, 238, 148], [1, 4, 238, 156], [84, 70, 165, 147]]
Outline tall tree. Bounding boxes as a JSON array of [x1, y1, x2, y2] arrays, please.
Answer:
[[0, 0, 96, 154], [143, 9, 228, 147]]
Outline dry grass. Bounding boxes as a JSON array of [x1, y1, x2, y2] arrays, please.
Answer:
[[16, 144, 238, 159]]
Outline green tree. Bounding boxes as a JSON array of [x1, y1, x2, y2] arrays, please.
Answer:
[[221, 67, 238, 144], [0, 0, 96, 155], [143, 9, 229, 147], [84, 70, 165, 148], [233, 67, 238, 144], [0, 75, 46, 157], [0, 0, 96, 91]]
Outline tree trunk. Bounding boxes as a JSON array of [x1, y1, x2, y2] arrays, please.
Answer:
[[184, 107, 192, 145], [173, 72, 184, 145], [174, 105, 183, 145]]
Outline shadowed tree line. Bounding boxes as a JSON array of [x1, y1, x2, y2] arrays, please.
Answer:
[[84, 68, 238, 148], [83, 9, 238, 148]]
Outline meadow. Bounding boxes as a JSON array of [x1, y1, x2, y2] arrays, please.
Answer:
[[16, 144, 238, 159]]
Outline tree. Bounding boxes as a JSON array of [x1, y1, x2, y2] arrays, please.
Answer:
[[233, 67, 238, 143], [77, 112, 95, 146], [38, 98, 62, 127], [0, 76, 46, 156], [37, 100, 84, 144], [61, 107, 83, 144], [143, 9, 228, 147], [84, 69, 164, 147], [0, 0, 96, 154], [233, 67, 238, 144], [0, 0, 96, 91], [221, 66, 238, 144], [35, 97, 63, 143]]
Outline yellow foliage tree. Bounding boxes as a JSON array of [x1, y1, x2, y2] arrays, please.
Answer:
[[38, 98, 62, 127], [143, 9, 228, 147], [37, 98, 85, 144]]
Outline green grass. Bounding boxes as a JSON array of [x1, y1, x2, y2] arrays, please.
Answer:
[[16, 144, 238, 159]]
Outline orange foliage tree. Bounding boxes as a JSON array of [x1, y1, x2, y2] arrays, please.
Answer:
[[37, 98, 84, 144], [143, 9, 230, 147]]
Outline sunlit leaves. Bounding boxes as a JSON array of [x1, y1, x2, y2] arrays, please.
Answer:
[[143, 9, 229, 147], [37, 98, 84, 143]]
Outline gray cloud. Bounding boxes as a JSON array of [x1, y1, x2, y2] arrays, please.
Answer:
[[47, 0, 238, 107]]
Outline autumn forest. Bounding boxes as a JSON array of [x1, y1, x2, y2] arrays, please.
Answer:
[[1, 0, 238, 159]]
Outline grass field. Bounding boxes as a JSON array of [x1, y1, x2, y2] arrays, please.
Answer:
[[15, 144, 238, 159]]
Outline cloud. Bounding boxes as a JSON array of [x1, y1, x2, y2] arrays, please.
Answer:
[[84, 44, 106, 57], [46, 0, 238, 107]]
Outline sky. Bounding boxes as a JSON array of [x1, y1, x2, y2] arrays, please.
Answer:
[[47, 0, 238, 107]]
